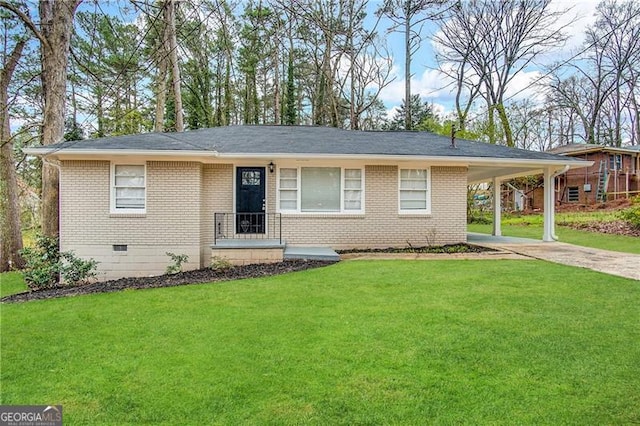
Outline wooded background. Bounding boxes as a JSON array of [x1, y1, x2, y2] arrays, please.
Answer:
[[1, 0, 639, 270]]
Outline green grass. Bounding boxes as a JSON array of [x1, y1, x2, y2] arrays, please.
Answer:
[[2, 261, 639, 424], [0, 272, 27, 298], [469, 210, 640, 254], [468, 223, 640, 254]]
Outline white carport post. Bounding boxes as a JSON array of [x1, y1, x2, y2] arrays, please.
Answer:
[[543, 166, 555, 242], [492, 176, 502, 236]]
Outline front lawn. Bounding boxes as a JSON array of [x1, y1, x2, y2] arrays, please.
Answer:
[[468, 214, 640, 254], [1, 260, 639, 424], [0, 272, 28, 298]]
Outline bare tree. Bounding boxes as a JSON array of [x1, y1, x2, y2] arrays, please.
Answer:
[[378, 0, 450, 130], [435, 0, 569, 146]]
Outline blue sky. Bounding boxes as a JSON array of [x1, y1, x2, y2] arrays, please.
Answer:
[[372, 0, 601, 117]]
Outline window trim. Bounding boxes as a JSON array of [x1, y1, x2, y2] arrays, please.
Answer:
[[110, 163, 147, 214], [277, 166, 365, 214], [398, 167, 431, 215], [609, 154, 622, 171]]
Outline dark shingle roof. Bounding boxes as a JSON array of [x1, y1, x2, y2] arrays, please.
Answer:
[[34, 125, 584, 162]]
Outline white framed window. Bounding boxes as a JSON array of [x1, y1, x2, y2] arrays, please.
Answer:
[[278, 168, 298, 210], [399, 168, 430, 214], [278, 166, 364, 213], [111, 163, 146, 213]]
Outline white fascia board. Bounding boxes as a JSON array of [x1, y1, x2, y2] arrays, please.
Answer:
[[217, 152, 593, 168], [23, 148, 592, 170], [22, 148, 219, 159]]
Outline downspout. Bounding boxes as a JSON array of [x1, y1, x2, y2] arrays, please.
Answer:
[[550, 165, 571, 241]]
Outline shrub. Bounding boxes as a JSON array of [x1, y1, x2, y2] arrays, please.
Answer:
[[211, 256, 232, 271], [619, 204, 640, 229], [20, 234, 98, 290], [468, 212, 492, 224], [166, 252, 189, 274]]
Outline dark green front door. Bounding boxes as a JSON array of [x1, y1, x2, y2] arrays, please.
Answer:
[[236, 167, 266, 234]]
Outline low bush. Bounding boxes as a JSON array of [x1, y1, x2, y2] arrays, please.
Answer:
[[166, 252, 189, 274], [467, 212, 492, 224], [20, 234, 98, 290], [619, 204, 640, 229], [211, 256, 232, 271]]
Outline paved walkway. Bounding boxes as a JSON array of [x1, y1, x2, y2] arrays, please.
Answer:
[[468, 233, 640, 281]]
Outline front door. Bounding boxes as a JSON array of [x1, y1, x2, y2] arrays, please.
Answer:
[[236, 167, 266, 234]]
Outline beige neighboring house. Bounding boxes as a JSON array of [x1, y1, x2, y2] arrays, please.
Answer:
[[25, 125, 590, 281]]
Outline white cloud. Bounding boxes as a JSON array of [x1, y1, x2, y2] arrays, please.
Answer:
[[379, 67, 454, 105], [377, 0, 600, 114], [552, 0, 600, 51]]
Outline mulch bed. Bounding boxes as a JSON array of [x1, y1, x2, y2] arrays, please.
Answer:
[[563, 220, 640, 237], [337, 243, 495, 255], [3, 244, 495, 303], [2, 259, 335, 304]]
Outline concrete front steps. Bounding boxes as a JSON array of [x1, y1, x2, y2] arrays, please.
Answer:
[[211, 239, 340, 265]]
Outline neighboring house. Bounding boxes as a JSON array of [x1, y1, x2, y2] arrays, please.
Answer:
[[547, 144, 640, 205], [25, 126, 589, 280]]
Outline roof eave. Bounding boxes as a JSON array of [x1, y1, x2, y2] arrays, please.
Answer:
[[22, 148, 592, 170], [22, 148, 220, 158]]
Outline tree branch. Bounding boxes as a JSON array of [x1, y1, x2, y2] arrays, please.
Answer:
[[0, 1, 49, 48]]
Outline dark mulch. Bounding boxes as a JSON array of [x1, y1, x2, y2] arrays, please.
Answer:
[[337, 243, 495, 254], [563, 220, 640, 237], [2, 259, 335, 304]]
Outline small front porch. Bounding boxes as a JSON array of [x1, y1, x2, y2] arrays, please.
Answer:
[[211, 239, 340, 265]]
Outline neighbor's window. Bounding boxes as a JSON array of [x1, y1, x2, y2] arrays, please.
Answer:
[[278, 167, 363, 213], [112, 164, 146, 212], [609, 154, 622, 171], [567, 186, 579, 202], [399, 168, 430, 213]]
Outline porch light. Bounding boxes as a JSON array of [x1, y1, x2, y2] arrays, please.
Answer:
[[269, 161, 275, 173]]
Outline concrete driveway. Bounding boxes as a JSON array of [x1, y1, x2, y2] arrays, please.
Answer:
[[468, 233, 640, 281]]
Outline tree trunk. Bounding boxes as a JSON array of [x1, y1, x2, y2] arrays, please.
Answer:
[[39, 0, 79, 238], [154, 28, 168, 132], [166, 0, 183, 132], [404, 3, 412, 130], [0, 39, 26, 271], [495, 103, 514, 147]]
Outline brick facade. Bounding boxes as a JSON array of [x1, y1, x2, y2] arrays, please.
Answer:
[[60, 160, 468, 280], [558, 151, 639, 204]]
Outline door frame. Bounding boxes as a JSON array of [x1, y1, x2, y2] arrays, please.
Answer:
[[234, 166, 268, 235]]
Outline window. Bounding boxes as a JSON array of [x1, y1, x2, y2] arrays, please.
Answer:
[[112, 164, 145, 213], [567, 186, 579, 202], [609, 154, 622, 171], [399, 168, 430, 213], [241, 170, 261, 185], [344, 169, 362, 210], [279, 168, 298, 210], [278, 167, 363, 213]]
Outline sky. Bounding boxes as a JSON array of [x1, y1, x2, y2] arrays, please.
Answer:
[[373, 0, 602, 118]]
